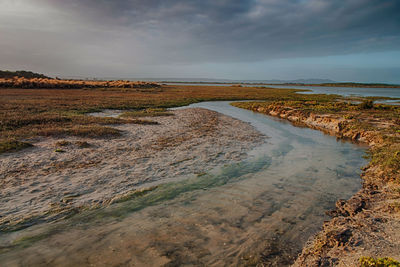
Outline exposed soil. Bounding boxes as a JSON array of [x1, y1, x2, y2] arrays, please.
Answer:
[[0, 108, 265, 232]]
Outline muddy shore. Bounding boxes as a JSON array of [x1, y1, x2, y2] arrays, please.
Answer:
[[2, 102, 398, 266], [237, 103, 400, 266], [0, 108, 265, 231]]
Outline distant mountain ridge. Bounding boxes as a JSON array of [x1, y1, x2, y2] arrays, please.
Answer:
[[0, 70, 51, 79]]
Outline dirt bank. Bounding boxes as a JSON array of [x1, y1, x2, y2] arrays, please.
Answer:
[[0, 108, 265, 232], [234, 103, 400, 266]]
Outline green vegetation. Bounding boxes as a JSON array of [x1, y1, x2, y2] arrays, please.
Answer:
[[232, 99, 400, 182], [359, 256, 400, 267], [359, 100, 374, 109], [0, 140, 33, 154], [0, 70, 50, 79], [3, 82, 398, 154], [367, 143, 400, 176], [0, 84, 317, 154]]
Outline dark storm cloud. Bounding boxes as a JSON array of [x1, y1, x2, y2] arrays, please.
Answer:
[[38, 0, 400, 62], [1, 0, 400, 79]]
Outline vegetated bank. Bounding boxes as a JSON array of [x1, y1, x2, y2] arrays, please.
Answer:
[[232, 100, 400, 266]]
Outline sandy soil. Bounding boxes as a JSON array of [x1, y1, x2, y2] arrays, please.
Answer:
[[0, 108, 265, 230]]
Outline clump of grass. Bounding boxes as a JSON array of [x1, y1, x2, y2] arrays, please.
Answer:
[[359, 100, 374, 110], [359, 256, 400, 267], [67, 126, 121, 138], [55, 140, 70, 147], [119, 108, 173, 118], [128, 119, 159, 125], [367, 143, 400, 176], [0, 140, 33, 154], [37, 126, 121, 138]]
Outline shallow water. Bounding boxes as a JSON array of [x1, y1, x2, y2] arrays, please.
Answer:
[[0, 102, 366, 266], [165, 82, 400, 98]]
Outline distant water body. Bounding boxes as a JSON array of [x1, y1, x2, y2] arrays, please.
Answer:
[[165, 83, 400, 99]]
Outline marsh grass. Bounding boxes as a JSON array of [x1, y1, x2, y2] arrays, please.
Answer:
[[359, 256, 400, 267], [0, 85, 313, 153], [233, 100, 400, 182], [367, 143, 400, 177], [119, 108, 173, 118]]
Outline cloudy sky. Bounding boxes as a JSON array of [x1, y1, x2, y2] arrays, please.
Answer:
[[1, 0, 399, 82]]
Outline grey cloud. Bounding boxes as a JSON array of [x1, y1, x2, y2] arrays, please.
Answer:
[[38, 0, 400, 62], [1, 0, 400, 78]]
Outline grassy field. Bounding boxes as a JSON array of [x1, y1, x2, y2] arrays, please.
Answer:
[[2, 83, 399, 156], [1, 84, 320, 153]]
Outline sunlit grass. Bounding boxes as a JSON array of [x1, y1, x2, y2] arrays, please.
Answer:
[[0, 85, 309, 153]]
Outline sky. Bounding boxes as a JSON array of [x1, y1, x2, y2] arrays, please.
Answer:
[[0, 0, 399, 83]]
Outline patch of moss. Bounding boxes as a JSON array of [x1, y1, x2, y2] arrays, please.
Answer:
[[0, 140, 33, 154], [359, 256, 400, 267]]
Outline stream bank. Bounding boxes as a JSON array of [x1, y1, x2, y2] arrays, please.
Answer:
[[232, 101, 400, 266], [0, 102, 367, 266]]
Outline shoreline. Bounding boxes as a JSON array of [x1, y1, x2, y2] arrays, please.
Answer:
[[0, 108, 265, 232], [232, 102, 400, 266], [1, 93, 398, 265]]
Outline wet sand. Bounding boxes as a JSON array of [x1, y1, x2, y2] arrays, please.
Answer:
[[0, 102, 366, 266], [0, 108, 264, 230]]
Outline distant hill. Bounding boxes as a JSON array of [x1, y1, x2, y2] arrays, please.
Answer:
[[246, 78, 337, 84], [0, 70, 51, 79], [147, 78, 337, 84]]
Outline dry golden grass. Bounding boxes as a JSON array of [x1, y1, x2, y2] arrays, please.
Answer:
[[0, 77, 159, 89]]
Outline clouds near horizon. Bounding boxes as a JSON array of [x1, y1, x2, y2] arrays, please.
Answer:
[[0, 0, 399, 81]]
